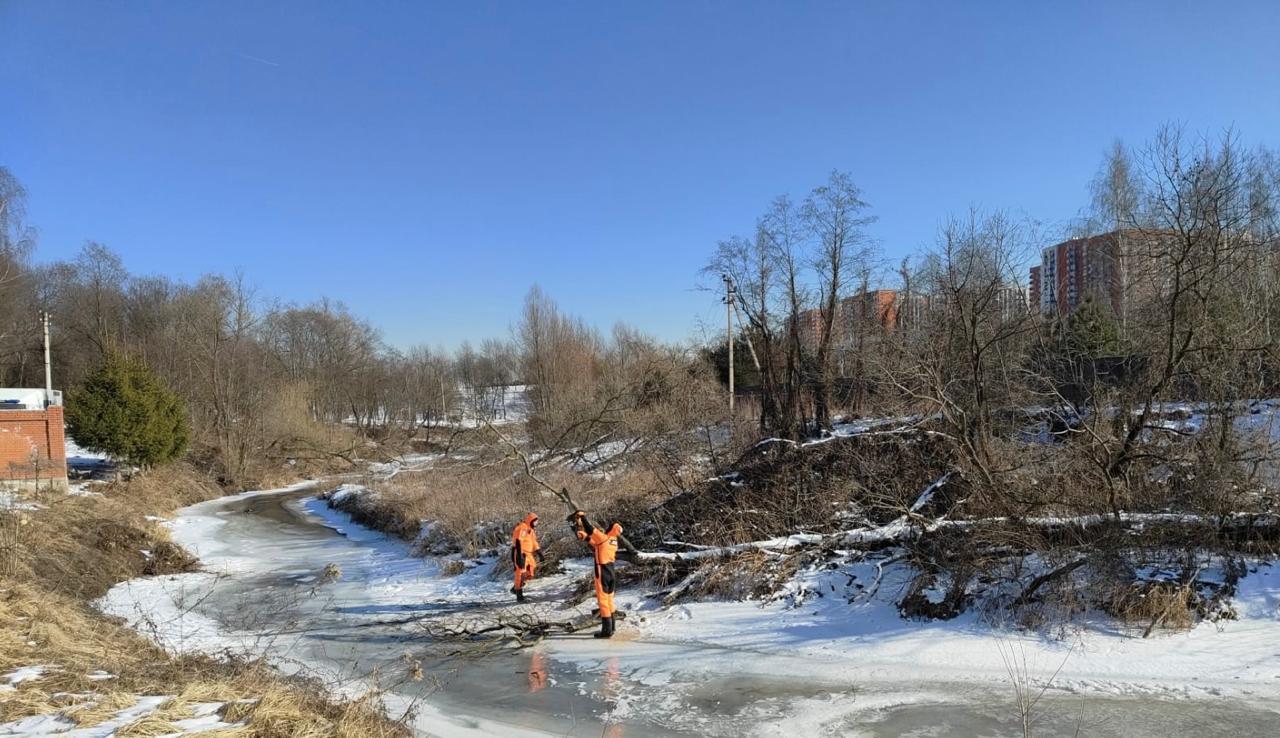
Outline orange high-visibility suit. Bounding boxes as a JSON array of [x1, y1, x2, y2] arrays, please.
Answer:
[[511, 513, 541, 596], [575, 514, 621, 622]]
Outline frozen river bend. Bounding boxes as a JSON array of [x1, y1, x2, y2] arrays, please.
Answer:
[[100, 485, 1280, 737]]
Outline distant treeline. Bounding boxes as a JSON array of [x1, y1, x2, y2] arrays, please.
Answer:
[[0, 169, 722, 484]]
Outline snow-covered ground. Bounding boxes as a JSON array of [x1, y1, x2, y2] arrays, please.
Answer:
[[632, 555, 1280, 700], [93, 483, 1280, 737], [343, 384, 532, 430], [366, 452, 448, 479], [64, 436, 114, 481], [458, 383, 531, 426]]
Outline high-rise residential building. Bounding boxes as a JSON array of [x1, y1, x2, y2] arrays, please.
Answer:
[[994, 284, 1030, 322], [1031, 231, 1129, 317], [795, 306, 828, 347], [898, 292, 933, 329]]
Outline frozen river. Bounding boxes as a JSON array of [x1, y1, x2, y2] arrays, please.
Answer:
[[100, 487, 1280, 737]]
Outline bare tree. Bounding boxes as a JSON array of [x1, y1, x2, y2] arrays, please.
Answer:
[[397, 344, 459, 432], [72, 242, 128, 354], [1100, 127, 1280, 507], [802, 171, 876, 427], [759, 196, 809, 436], [0, 168, 39, 385], [706, 230, 800, 437], [881, 210, 1037, 487], [1090, 140, 1142, 337], [516, 285, 606, 445], [261, 299, 383, 430], [455, 338, 519, 423]]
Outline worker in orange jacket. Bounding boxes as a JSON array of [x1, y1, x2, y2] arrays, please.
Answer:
[[573, 510, 622, 638], [510, 512, 543, 603]]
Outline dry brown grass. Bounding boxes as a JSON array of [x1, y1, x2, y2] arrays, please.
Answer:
[[0, 584, 237, 723], [1103, 580, 1196, 632], [685, 550, 804, 601], [2, 463, 220, 600], [439, 559, 467, 576], [348, 460, 667, 560], [222, 689, 333, 737]]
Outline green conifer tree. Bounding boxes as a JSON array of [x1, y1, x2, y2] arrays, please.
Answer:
[[1065, 297, 1123, 358], [66, 353, 190, 469]]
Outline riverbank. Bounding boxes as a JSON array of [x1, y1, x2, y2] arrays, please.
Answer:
[[98, 486, 632, 737], [0, 460, 409, 737]]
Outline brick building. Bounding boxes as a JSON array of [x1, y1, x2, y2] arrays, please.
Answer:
[[847, 289, 900, 331], [796, 305, 829, 347], [797, 289, 904, 348], [0, 389, 67, 492]]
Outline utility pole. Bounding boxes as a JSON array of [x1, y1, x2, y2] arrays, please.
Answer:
[[41, 311, 52, 393], [722, 274, 736, 415]]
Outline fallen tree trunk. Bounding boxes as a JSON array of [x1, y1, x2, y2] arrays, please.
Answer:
[[481, 421, 1280, 562], [639, 534, 821, 562], [643, 509, 1280, 563], [416, 610, 626, 651], [1011, 556, 1090, 608]]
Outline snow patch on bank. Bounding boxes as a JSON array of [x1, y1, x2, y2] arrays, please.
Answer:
[[99, 571, 245, 655], [0, 490, 42, 511], [2, 664, 50, 688], [0, 694, 242, 736]]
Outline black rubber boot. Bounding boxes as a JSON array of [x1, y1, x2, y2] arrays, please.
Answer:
[[594, 616, 614, 638], [514, 589, 526, 603]]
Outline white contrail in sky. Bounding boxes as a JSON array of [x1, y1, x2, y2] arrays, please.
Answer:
[[235, 51, 280, 67]]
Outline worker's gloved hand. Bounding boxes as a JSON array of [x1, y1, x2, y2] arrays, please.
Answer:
[[535, 550, 546, 564]]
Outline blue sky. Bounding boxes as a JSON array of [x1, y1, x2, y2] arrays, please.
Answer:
[[3, 2, 1278, 349]]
